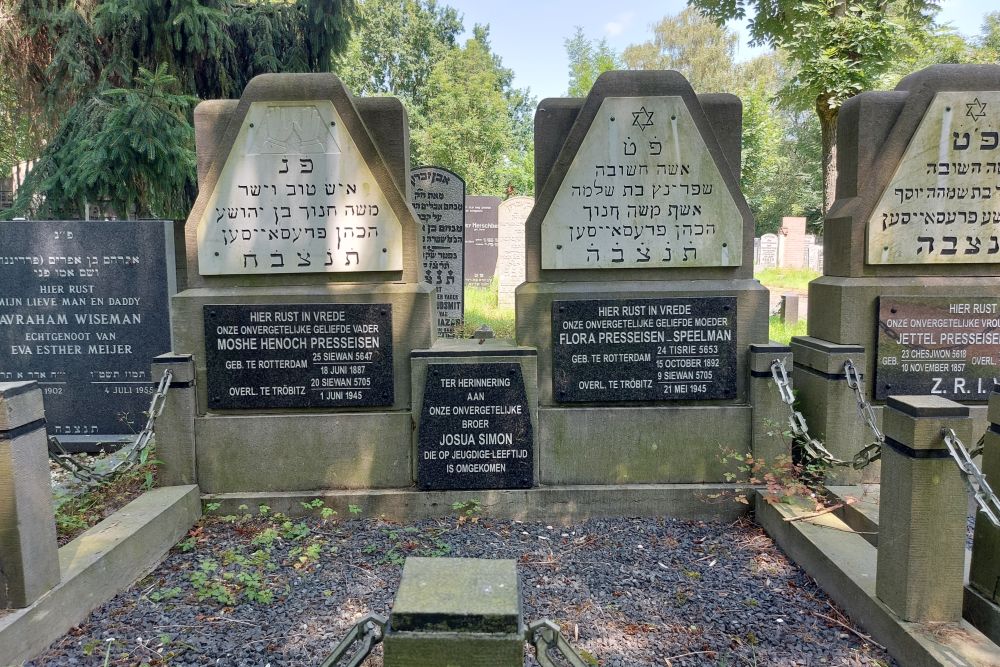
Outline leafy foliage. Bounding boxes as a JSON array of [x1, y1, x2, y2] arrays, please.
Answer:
[[565, 26, 621, 97], [2, 0, 357, 219]]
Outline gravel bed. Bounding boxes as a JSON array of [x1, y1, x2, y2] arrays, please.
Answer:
[[29, 514, 894, 667]]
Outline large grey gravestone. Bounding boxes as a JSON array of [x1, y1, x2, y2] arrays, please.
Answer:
[[464, 195, 500, 289], [411, 166, 466, 337], [497, 196, 533, 310], [161, 74, 434, 492], [516, 70, 768, 485], [795, 65, 1000, 483], [0, 220, 175, 451]]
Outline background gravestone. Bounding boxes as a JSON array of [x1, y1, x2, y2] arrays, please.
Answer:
[[411, 166, 466, 337], [162, 74, 434, 492], [0, 220, 175, 451], [777, 216, 807, 268], [758, 233, 779, 268], [464, 195, 500, 289], [795, 64, 1000, 482], [497, 196, 533, 310], [516, 70, 768, 485]]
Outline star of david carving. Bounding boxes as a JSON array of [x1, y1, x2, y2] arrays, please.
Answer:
[[631, 106, 654, 132], [966, 98, 988, 121]]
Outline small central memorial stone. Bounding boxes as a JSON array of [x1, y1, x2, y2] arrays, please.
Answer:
[[418, 363, 532, 490], [540, 96, 743, 269]]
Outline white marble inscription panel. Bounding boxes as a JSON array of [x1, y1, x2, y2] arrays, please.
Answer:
[[197, 101, 403, 275], [867, 91, 1000, 265], [541, 96, 742, 269]]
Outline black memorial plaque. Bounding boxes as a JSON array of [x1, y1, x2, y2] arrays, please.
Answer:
[[876, 296, 1000, 400], [0, 220, 174, 446], [418, 363, 533, 490], [464, 196, 500, 289], [552, 297, 737, 402], [205, 303, 393, 409]]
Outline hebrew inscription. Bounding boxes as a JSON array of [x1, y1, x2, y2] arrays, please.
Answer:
[[541, 96, 743, 269], [868, 92, 1000, 264], [412, 167, 465, 337], [196, 101, 403, 275]]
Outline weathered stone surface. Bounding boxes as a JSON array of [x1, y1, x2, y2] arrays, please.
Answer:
[[497, 196, 532, 309], [758, 233, 778, 268], [867, 91, 1000, 265], [970, 389, 1000, 605], [412, 167, 465, 337], [540, 96, 742, 269]]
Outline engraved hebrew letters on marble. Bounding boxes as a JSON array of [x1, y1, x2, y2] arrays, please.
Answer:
[[196, 100, 404, 275], [540, 96, 743, 269], [867, 91, 1000, 264]]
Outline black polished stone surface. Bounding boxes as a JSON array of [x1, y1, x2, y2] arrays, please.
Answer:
[[418, 363, 532, 490], [205, 303, 393, 409], [876, 296, 1000, 400], [463, 196, 500, 289], [0, 220, 173, 444], [552, 297, 737, 402]]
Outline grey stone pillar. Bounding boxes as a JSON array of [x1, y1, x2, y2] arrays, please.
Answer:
[[151, 354, 197, 486], [383, 557, 523, 666], [748, 343, 793, 464], [969, 387, 1000, 606], [780, 294, 800, 326], [788, 336, 874, 484], [0, 382, 60, 608], [876, 395, 969, 623]]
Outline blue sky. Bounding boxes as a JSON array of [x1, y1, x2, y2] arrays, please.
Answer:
[[443, 0, 998, 100]]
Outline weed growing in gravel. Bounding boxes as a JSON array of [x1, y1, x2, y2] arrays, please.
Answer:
[[379, 525, 452, 565], [719, 446, 825, 507], [452, 498, 482, 525]]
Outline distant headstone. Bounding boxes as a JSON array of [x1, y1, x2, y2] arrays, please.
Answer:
[[759, 234, 779, 268], [417, 363, 532, 490], [497, 196, 532, 310], [807, 244, 824, 272], [411, 167, 465, 337], [538, 97, 743, 269], [464, 196, 500, 289], [778, 216, 807, 268], [0, 220, 175, 449], [753, 237, 761, 266], [194, 100, 404, 275], [867, 91, 1000, 264]]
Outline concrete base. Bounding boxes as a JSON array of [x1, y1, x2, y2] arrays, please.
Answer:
[[0, 485, 200, 666], [202, 483, 753, 523], [756, 494, 1000, 667], [825, 484, 880, 547], [538, 405, 750, 484], [383, 632, 524, 667], [965, 585, 1000, 648]]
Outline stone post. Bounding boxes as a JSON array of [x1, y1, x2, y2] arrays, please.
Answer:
[[151, 354, 197, 486], [780, 294, 800, 326], [876, 395, 969, 622], [748, 343, 793, 464], [0, 382, 60, 608], [968, 387, 1000, 618]]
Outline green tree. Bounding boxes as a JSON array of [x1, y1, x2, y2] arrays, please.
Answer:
[[3, 0, 357, 219], [690, 0, 939, 214], [977, 11, 1000, 61], [415, 37, 523, 195], [564, 27, 621, 97]]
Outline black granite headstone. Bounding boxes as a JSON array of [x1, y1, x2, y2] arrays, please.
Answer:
[[0, 220, 174, 450], [876, 296, 1000, 400], [204, 303, 393, 409], [464, 196, 500, 289], [552, 297, 737, 402], [418, 363, 532, 490]]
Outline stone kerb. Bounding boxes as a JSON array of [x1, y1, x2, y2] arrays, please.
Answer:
[[0, 382, 59, 608], [876, 395, 970, 623]]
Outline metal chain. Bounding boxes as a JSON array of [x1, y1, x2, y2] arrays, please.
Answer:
[[843, 359, 884, 470], [48, 369, 173, 486], [942, 428, 1000, 528], [769, 359, 849, 467], [318, 614, 387, 667], [528, 619, 591, 667]]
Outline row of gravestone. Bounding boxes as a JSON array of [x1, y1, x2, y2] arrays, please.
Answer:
[[752, 217, 824, 272], [1, 66, 1000, 495]]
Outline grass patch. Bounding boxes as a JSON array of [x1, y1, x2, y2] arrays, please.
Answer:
[[462, 278, 515, 340], [768, 315, 807, 345], [52, 450, 158, 546], [754, 267, 820, 293]]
